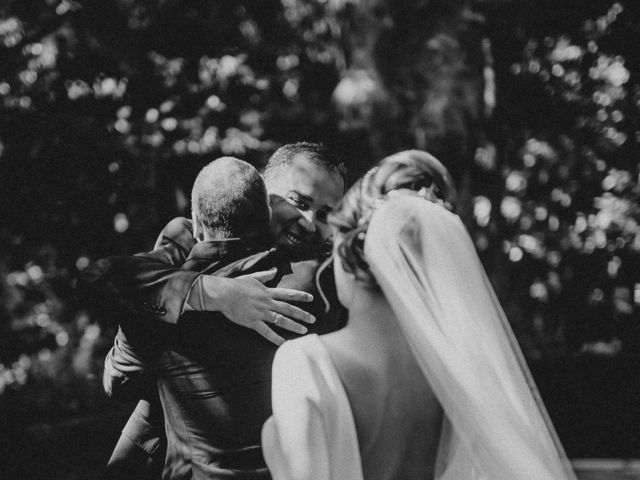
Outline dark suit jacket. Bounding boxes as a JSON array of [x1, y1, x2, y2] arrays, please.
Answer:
[[83, 217, 343, 334], [104, 235, 343, 480]]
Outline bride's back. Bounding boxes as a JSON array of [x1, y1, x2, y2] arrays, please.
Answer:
[[263, 150, 576, 480], [322, 287, 444, 480]]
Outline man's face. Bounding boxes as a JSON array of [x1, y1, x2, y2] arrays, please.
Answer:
[[267, 153, 344, 259]]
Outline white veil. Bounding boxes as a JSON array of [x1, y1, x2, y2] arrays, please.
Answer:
[[365, 195, 577, 480]]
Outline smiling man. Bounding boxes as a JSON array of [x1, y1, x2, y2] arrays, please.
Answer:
[[265, 143, 344, 259]]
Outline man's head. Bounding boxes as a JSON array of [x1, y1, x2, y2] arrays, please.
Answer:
[[263, 142, 346, 258], [191, 157, 270, 243]]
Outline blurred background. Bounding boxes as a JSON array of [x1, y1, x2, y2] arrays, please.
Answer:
[[1, 0, 640, 478]]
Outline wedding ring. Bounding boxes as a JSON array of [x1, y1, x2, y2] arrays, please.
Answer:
[[273, 313, 280, 326]]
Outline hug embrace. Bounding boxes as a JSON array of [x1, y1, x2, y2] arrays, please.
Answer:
[[84, 143, 577, 479]]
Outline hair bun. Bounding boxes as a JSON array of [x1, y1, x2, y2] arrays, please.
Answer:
[[329, 150, 457, 285]]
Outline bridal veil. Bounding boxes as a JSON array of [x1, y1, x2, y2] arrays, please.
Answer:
[[366, 195, 577, 480]]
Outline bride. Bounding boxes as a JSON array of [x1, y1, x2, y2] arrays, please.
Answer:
[[262, 150, 577, 480]]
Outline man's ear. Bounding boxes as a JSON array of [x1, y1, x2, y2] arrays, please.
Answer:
[[191, 212, 204, 241]]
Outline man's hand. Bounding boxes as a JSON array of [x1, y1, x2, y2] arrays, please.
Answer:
[[200, 268, 315, 346]]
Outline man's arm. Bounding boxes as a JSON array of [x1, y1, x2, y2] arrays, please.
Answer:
[[79, 251, 200, 324], [104, 398, 165, 480], [80, 217, 316, 345], [103, 325, 158, 402], [78, 217, 197, 324]]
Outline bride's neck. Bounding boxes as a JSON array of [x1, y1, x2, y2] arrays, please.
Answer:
[[344, 283, 397, 335]]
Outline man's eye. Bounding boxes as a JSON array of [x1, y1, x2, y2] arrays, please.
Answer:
[[288, 196, 308, 210], [316, 210, 329, 223]]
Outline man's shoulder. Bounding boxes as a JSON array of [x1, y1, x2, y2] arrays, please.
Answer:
[[156, 217, 194, 249], [149, 217, 195, 265], [212, 248, 292, 278]]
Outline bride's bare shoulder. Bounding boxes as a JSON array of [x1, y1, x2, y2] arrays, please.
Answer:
[[320, 332, 379, 389]]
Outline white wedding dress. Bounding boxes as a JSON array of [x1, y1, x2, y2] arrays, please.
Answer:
[[262, 335, 364, 480], [262, 196, 577, 480]]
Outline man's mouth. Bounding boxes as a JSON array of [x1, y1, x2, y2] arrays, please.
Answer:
[[286, 232, 303, 246], [280, 229, 325, 259]]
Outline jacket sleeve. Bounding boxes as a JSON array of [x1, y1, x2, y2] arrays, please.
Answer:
[[104, 398, 165, 479], [103, 326, 158, 401], [79, 217, 199, 325]]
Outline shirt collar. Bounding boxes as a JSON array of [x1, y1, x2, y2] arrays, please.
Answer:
[[186, 238, 257, 263]]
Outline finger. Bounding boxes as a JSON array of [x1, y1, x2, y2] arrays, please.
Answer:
[[268, 287, 314, 303], [269, 314, 308, 335], [242, 268, 277, 284], [272, 300, 316, 324], [253, 322, 285, 346]]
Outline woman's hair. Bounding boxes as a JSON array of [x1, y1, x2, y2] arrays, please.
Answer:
[[329, 150, 457, 284]]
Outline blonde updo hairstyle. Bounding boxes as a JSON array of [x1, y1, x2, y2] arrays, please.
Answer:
[[328, 150, 457, 285]]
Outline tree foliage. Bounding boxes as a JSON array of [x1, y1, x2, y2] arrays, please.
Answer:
[[1, 1, 640, 435]]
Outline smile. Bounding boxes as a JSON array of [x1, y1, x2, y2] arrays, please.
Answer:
[[286, 232, 302, 246]]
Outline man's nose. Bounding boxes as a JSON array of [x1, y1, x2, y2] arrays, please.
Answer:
[[298, 210, 317, 232]]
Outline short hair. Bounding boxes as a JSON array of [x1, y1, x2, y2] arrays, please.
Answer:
[[191, 157, 270, 240], [263, 142, 347, 190]]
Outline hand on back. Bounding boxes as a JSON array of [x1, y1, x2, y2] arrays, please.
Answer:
[[200, 269, 316, 346]]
